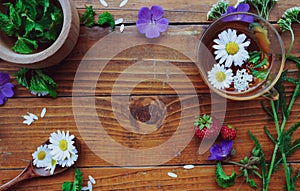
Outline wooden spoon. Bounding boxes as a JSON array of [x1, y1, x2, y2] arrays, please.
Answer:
[[0, 137, 81, 191]]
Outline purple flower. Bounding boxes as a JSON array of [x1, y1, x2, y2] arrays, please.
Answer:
[[0, 72, 14, 105], [223, 3, 254, 23], [208, 140, 233, 161], [136, 5, 169, 38]]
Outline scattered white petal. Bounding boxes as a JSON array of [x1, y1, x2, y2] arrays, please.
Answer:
[[41, 108, 47, 118], [23, 118, 34, 125], [119, 0, 128, 7], [120, 24, 125, 33], [28, 112, 38, 120], [88, 180, 93, 191], [82, 187, 89, 191], [89, 175, 96, 184], [167, 172, 178, 178], [115, 18, 124, 25], [99, 0, 108, 7], [183, 165, 195, 170]]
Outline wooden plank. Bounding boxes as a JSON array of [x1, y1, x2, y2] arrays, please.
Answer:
[[73, 0, 300, 23], [1, 164, 299, 191], [1, 96, 300, 168], [0, 24, 298, 97]]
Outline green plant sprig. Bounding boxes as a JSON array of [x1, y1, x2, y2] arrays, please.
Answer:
[[242, 0, 277, 20]]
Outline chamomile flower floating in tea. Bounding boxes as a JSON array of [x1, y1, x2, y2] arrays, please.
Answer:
[[213, 29, 250, 67], [49, 130, 76, 161], [208, 64, 233, 90], [32, 145, 53, 168]]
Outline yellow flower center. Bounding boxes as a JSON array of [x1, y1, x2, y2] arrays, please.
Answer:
[[38, 151, 46, 160], [215, 71, 226, 82], [225, 42, 239, 55], [59, 140, 68, 151], [51, 159, 57, 166]]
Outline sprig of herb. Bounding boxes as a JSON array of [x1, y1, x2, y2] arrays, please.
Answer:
[[14, 68, 58, 98], [80, 5, 96, 27], [242, 0, 277, 20], [207, 0, 229, 21], [277, 7, 300, 54], [62, 168, 83, 191], [0, 0, 63, 54]]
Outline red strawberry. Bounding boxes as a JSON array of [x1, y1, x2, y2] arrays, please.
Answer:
[[221, 125, 236, 140], [194, 114, 220, 140]]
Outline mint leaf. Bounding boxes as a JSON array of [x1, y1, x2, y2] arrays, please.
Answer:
[[215, 162, 236, 188], [13, 37, 38, 54], [80, 5, 96, 27], [37, 0, 50, 16], [29, 70, 58, 98], [98, 12, 115, 31], [0, 3, 21, 36], [13, 68, 29, 88], [62, 181, 72, 191]]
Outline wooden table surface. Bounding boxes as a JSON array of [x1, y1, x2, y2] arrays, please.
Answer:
[[1, 0, 300, 190]]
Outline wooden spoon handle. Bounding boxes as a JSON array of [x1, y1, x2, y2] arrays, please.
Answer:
[[0, 165, 35, 191]]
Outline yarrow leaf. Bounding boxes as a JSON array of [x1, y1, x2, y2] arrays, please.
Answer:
[[80, 5, 96, 27], [98, 12, 115, 31], [215, 162, 236, 188]]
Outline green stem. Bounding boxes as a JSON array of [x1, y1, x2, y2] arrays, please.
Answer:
[[264, 101, 281, 191], [271, 100, 280, 135], [281, 152, 291, 191], [287, 28, 295, 56]]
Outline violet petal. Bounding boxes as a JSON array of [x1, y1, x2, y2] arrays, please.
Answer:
[[226, 6, 236, 14], [1, 83, 14, 97], [237, 3, 250, 12], [150, 5, 164, 20], [0, 73, 10, 86], [0, 93, 4, 105], [136, 19, 150, 34], [145, 25, 160, 38], [156, 18, 169, 32], [138, 7, 151, 21]]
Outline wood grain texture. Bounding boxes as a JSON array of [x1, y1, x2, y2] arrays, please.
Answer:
[[1, 164, 300, 191]]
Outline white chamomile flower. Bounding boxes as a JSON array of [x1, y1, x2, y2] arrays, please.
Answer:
[[233, 69, 253, 92], [45, 158, 57, 175], [208, 64, 233, 90], [32, 145, 53, 168], [213, 29, 250, 67], [48, 130, 76, 161], [58, 148, 78, 167]]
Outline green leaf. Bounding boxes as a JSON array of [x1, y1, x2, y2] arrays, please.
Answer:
[[263, 126, 277, 144], [22, 0, 38, 20], [275, 70, 288, 119], [207, 0, 228, 21], [98, 12, 115, 31], [13, 68, 29, 88], [62, 181, 72, 191], [247, 178, 257, 189], [0, 3, 21, 36], [29, 69, 58, 98], [37, 0, 50, 16], [80, 5, 95, 27], [248, 131, 267, 184], [12, 36, 38, 54], [215, 162, 236, 189], [61, 168, 83, 191], [249, 68, 268, 80], [253, 58, 269, 69], [280, 122, 300, 155]]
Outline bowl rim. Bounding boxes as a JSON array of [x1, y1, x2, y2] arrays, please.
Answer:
[[197, 12, 285, 101], [0, 0, 73, 64]]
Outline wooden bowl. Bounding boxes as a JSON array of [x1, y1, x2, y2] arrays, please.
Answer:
[[0, 0, 80, 68]]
